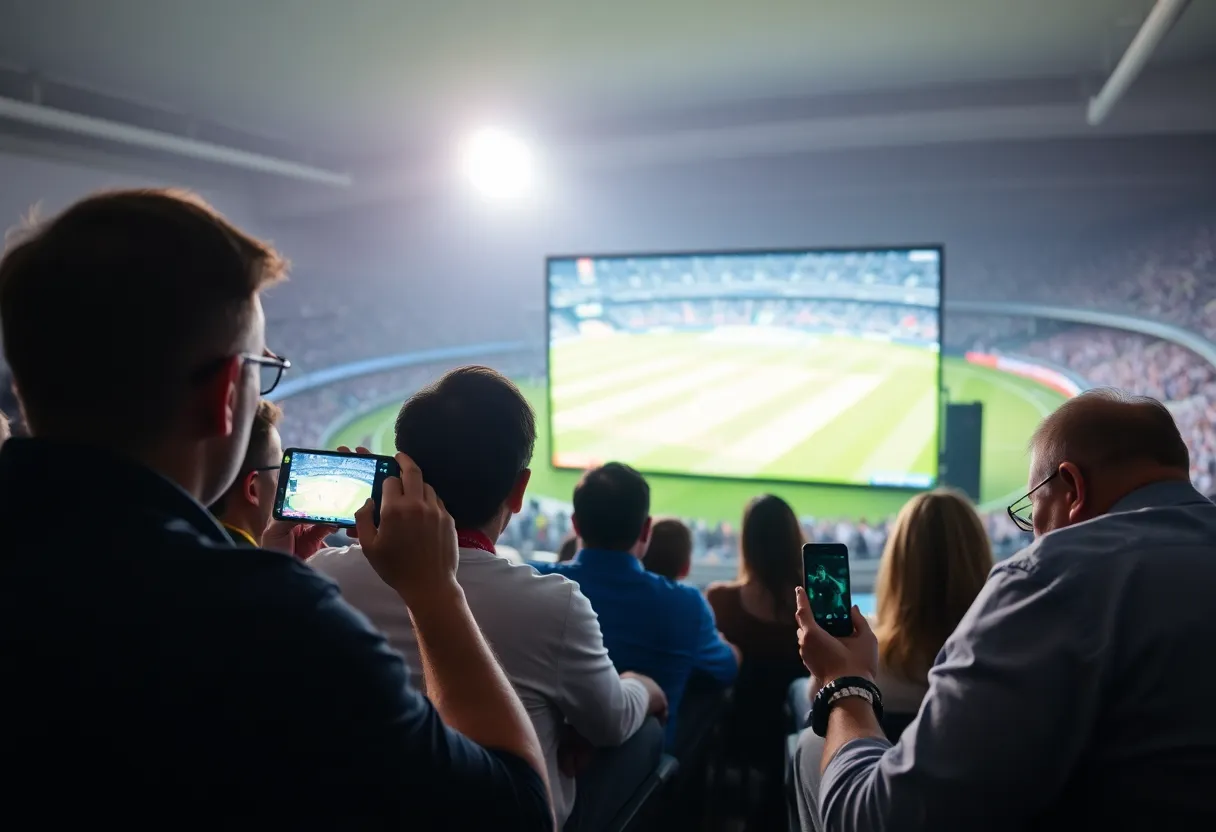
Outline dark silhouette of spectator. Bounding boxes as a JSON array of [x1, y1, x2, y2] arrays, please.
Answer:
[[0, 189, 551, 827], [642, 517, 693, 581], [534, 462, 739, 751]]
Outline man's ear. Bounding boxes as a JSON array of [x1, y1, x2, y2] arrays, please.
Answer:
[[198, 355, 242, 439], [639, 516, 653, 545], [242, 470, 259, 506], [571, 514, 581, 537], [508, 468, 531, 514], [1060, 461, 1087, 524]]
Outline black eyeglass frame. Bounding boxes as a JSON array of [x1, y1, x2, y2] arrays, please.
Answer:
[[1007, 470, 1059, 533], [191, 350, 291, 397], [241, 352, 291, 396]]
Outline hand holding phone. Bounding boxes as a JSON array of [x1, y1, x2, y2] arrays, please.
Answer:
[[794, 586, 878, 694], [355, 452, 460, 606]]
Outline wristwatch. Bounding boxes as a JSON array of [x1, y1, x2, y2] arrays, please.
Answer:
[[810, 675, 883, 737]]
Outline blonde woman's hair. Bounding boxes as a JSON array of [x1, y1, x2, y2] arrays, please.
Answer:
[[875, 488, 993, 681]]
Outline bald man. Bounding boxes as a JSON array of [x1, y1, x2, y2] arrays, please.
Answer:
[[792, 388, 1216, 831]]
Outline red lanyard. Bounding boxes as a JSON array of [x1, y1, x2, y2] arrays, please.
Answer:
[[457, 529, 496, 555]]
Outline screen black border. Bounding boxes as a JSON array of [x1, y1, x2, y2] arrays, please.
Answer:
[[272, 447, 400, 529], [802, 542, 853, 637], [543, 244, 945, 493]]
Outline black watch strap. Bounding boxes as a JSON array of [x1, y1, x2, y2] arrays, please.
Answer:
[[810, 675, 883, 737]]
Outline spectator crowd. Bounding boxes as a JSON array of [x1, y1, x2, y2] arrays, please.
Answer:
[[946, 317, 1216, 496], [567, 299, 939, 345], [2, 189, 1216, 832]]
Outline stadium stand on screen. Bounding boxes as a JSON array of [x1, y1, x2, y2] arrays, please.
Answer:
[[546, 249, 942, 489]]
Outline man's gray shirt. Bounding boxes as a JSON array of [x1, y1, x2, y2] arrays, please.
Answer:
[[821, 481, 1216, 831]]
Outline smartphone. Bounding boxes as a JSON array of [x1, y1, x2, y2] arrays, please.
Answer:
[[802, 543, 853, 637], [272, 448, 400, 528]]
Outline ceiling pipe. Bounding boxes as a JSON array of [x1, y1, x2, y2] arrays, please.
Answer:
[[0, 95, 352, 187], [1087, 0, 1191, 126]]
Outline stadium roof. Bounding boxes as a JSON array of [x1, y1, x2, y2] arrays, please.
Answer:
[[1, 0, 1214, 215]]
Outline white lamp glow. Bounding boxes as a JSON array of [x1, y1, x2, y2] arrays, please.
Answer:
[[461, 127, 534, 200]]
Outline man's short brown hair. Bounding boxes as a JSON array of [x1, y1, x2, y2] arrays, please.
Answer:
[[0, 189, 286, 447], [242, 400, 283, 471], [1030, 387, 1189, 479]]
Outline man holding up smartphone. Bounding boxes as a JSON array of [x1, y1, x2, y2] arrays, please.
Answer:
[[792, 390, 1216, 830], [0, 190, 551, 828]]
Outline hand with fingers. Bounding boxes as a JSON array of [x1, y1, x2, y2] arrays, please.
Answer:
[[354, 451, 460, 607], [794, 586, 879, 698], [621, 671, 669, 724], [261, 519, 340, 560]]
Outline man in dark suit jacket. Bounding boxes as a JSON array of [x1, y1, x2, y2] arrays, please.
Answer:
[[0, 189, 552, 827]]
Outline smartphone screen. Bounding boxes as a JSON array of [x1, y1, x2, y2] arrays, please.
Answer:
[[272, 448, 400, 528], [802, 543, 853, 636]]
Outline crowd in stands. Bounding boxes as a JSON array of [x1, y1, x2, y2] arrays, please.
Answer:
[[3, 190, 1216, 831], [502, 497, 1031, 567], [1017, 329, 1216, 494], [950, 316, 1216, 497], [585, 299, 937, 343], [263, 276, 535, 375], [969, 219, 1216, 341], [550, 250, 941, 295]]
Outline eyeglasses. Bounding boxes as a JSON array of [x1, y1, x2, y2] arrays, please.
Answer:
[[248, 465, 280, 475], [242, 351, 291, 396], [1007, 470, 1059, 533], [192, 350, 291, 397]]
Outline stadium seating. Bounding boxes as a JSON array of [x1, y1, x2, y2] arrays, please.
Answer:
[[567, 717, 670, 832], [602, 756, 679, 832]]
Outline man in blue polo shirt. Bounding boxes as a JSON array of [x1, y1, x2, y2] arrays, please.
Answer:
[[535, 463, 739, 749]]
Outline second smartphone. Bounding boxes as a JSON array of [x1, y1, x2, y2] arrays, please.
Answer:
[[802, 542, 853, 636], [272, 447, 401, 528]]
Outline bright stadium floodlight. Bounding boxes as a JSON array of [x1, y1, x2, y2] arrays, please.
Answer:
[[460, 127, 535, 200]]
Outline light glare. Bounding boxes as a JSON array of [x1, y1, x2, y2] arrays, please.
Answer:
[[461, 127, 534, 200]]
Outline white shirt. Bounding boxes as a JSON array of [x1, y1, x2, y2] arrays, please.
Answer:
[[308, 544, 649, 826]]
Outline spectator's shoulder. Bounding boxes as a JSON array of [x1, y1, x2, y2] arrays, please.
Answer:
[[462, 555, 580, 635], [196, 537, 338, 610], [704, 580, 737, 604], [306, 543, 363, 577], [527, 559, 566, 577], [497, 554, 578, 606], [995, 512, 1147, 587], [670, 576, 713, 612]]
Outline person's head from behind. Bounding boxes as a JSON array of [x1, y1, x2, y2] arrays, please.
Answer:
[[643, 517, 692, 581], [209, 400, 284, 544], [0, 189, 286, 506], [876, 488, 992, 681], [394, 366, 535, 538], [558, 534, 579, 563], [571, 462, 651, 556], [1023, 388, 1190, 537], [739, 494, 803, 615]]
